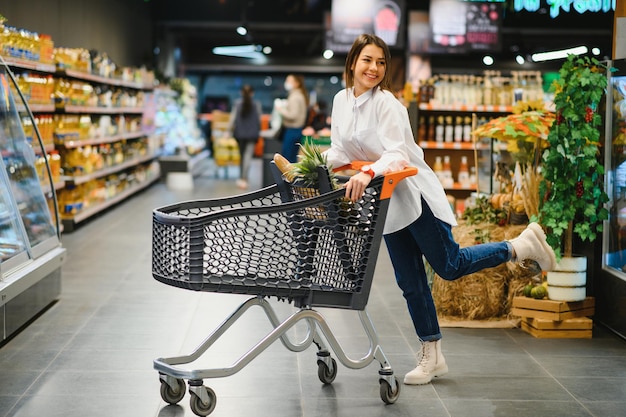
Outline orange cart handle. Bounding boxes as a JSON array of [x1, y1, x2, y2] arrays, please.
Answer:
[[333, 161, 418, 200]]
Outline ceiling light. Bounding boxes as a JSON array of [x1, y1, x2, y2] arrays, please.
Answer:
[[323, 49, 334, 59], [515, 55, 525, 65], [262, 46, 272, 54], [531, 46, 588, 62], [592, 47, 601, 56], [236, 25, 247, 36], [212, 45, 266, 60], [483, 55, 494, 66]]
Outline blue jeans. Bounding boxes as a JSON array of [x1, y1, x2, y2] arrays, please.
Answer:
[[281, 127, 303, 163], [383, 198, 512, 342]]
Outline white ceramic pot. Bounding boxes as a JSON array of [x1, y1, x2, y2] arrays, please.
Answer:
[[547, 256, 587, 302]]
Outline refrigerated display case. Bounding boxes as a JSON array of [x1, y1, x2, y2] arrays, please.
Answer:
[[599, 59, 626, 340], [0, 60, 66, 343]]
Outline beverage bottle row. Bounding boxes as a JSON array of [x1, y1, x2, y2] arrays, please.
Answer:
[[418, 115, 473, 143], [433, 155, 475, 189]]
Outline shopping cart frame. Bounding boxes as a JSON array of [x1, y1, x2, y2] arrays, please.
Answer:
[[152, 161, 417, 416]]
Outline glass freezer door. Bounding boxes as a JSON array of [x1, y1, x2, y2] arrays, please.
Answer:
[[0, 69, 57, 253], [604, 72, 626, 279]]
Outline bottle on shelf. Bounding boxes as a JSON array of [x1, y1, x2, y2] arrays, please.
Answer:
[[458, 156, 470, 188], [435, 116, 444, 143], [442, 155, 454, 188], [444, 116, 454, 142], [454, 116, 463, 142], [433, 156, 444, 182], [463, 116, 472, 142], [427, 116, 436, 142], [418, 115, 427, 141]]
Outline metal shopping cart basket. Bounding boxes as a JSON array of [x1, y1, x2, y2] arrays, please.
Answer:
[[152, 160, 417, 416]]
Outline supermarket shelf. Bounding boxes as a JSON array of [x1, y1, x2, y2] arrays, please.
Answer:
[[4, 58, 152, 90], [61, 105, 144, 114], [444, 183, 478, 191], [42, 181, 66, 194], [56, 130, 147, 149], [418, 103, 514, 113], [60, 68, 152, 90], [31, 143, 56, 154], [17, 103, 56, 113], [419, 141, 487, 150], [61, 175, 159, 232], [3, 57, 56, 73], [62, 153, 159, 185]]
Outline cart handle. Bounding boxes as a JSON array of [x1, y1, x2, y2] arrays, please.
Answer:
[[333, 161, 418, 200]]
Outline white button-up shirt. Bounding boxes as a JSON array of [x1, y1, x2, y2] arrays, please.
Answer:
[[324, 87, 457, 234]]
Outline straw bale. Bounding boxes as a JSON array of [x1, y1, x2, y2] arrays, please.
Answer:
[[432, 222, 539, 321]]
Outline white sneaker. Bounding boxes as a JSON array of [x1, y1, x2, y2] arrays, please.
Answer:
[[509, 222, 556, 271], [404, 339, 448, 385]]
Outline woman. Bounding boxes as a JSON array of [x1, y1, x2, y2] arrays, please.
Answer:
[[229, 84, 261, 189], [324, 34, 557, 386], [278, 74, 309, 162]]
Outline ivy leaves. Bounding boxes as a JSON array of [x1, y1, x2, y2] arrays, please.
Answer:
[[539, 55, 609, 257]]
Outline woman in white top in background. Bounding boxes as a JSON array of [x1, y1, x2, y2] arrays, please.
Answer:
[[277, 74, 309, 162], [323, 33, 556, 386]]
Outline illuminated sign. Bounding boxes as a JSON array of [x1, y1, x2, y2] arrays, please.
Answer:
[[514, 0, 615, 18]]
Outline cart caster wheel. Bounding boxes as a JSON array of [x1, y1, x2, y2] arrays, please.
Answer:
[[160, 378, 186, 404], [317, 357, 337, 384], [189, 386, 217, 416], [379, 376, 401, 404]]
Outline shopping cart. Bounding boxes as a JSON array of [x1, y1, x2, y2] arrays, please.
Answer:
[[152, 161, 417, 416]]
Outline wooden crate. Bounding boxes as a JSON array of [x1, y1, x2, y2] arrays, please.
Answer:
[[521, 317, 593, 339], [511, 296, 595, 321]]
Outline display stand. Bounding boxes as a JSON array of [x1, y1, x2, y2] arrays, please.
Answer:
[[0, 57, 66, 343]]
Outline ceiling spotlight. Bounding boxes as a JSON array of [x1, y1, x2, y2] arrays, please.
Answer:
[[592, 47, 601, 56], [531, 46, 588, 62], [515, 55, 525, 65], [483, 55, 494, 66], [236, 25, 247, 36], [323, 49, 334, 60], [262, 46, 272, 54]]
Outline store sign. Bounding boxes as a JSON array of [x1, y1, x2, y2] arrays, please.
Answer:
[[513, 0, 615, 18]]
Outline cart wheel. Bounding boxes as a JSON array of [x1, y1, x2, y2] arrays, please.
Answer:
[[317, 358, 337, 384], [189, 386, 217, 416], [379, 376, 401, 404], [159, 378, 186, 405]]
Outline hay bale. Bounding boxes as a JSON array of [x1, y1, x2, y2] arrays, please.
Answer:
[[432, 222, 538, 320]]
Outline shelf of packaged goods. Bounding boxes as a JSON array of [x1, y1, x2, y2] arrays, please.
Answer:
[[61, 173, 159, 232], [418, 103, 514, 113], [42, 181, 66, 194], [16, 103, 56, 113], [58, 68, 152, 90], [444, 183, 477, 191], [3, 57, 57, 74], [62, 153, 159, 185], [419, 141, 491, 150], [60, 105, 144, 114], [55, 131, 147, 149]]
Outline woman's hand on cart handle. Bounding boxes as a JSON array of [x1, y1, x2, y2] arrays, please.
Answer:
[[344, 171, 373, 202]]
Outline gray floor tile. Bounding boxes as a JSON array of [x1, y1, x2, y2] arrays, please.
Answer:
[[1, 160, 626, 417]]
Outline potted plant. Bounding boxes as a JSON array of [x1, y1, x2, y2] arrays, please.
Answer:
[[538, 54, 610, 301]]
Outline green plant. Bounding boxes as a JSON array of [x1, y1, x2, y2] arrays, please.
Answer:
[[538, 54, 610, 258], [462, 195, 507, 226], [291, 140, 338, 189]]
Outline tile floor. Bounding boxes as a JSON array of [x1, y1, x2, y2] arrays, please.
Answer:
[[1, 159, 625, 417]]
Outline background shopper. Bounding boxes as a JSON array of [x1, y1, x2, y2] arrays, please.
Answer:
[[323, 33, 557, 386], [277, 74, 309, 162], [229, 84, 262, 189]]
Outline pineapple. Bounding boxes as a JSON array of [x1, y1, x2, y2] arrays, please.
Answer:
[[291, 140, 338, 189]]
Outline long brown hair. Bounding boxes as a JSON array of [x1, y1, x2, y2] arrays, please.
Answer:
[[240, 84, 254, 117], [287, 73, 309, 107], [344, 34, 393, 93]]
